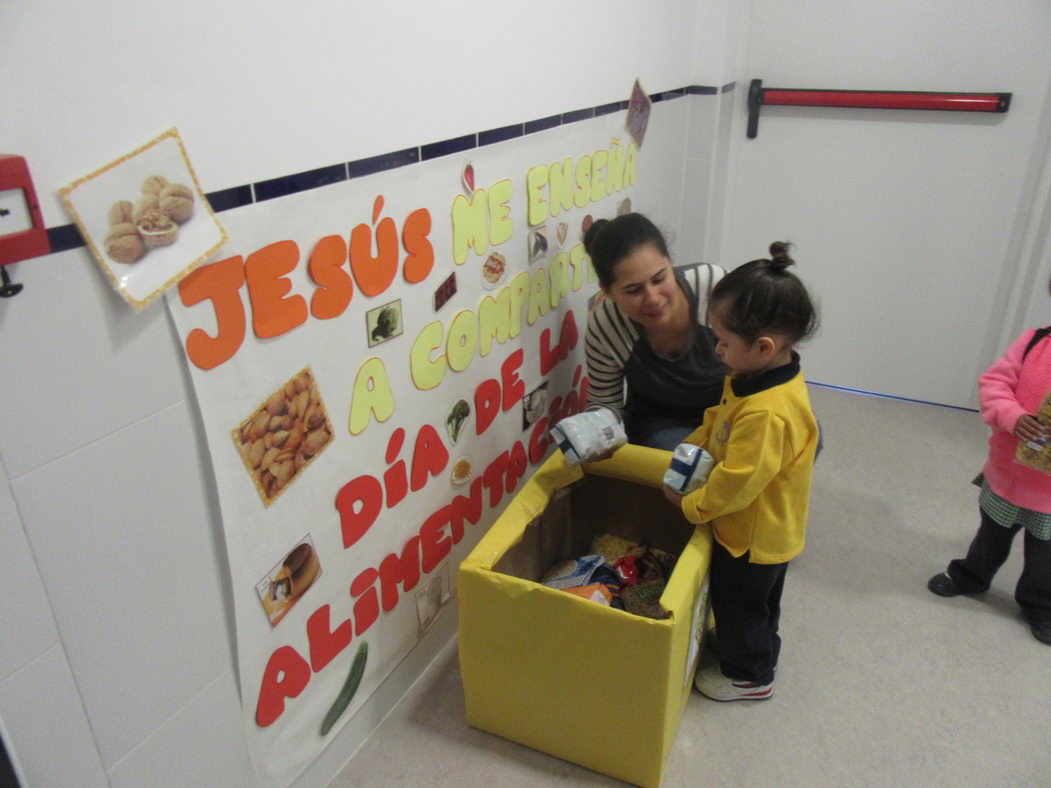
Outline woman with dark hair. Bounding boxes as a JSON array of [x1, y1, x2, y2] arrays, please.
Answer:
[[583, 213, 727, 449]]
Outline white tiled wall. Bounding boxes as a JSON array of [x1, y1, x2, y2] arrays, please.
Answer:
[[0, 87, 727, 785], [0, 244, 250, 784], [0, 646, 108, 787]]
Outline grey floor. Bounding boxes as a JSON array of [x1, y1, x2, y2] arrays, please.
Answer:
[[331, 385, 1051, 787]]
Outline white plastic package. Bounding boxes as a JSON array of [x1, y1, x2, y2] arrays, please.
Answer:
[[549, 410, 627, 465], [662, 443, 715, 495]]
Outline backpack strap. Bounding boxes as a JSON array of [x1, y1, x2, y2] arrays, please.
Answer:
[[1022, 326, 1051, 360]]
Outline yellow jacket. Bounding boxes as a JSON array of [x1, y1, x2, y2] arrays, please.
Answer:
[[679, 355, 818, 563]]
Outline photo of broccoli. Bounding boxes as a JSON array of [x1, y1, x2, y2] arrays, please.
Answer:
[[366, 299, 403, 347], [445, 399, 471, 443]]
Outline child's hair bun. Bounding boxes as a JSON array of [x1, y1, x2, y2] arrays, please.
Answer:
[[768, 241, 794, 270], [583, 218, 610, 257]]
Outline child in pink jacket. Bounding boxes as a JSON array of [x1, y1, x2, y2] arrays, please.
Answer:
[[928, 320, 1051, 645]]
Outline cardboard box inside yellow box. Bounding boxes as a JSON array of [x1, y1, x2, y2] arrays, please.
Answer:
[[458, 445, 713, 788]]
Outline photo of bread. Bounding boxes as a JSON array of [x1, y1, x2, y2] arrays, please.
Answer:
[[256, 536, 323, 627], [233, 367, 335, 506]]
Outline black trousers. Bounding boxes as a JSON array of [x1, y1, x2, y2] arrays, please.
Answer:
[[947, 508, 1051, 624], [710, 541, 788, 685]]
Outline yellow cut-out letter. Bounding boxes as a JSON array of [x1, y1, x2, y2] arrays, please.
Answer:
[[508, 271, 531, 338], [569, 243, 590, 290], [488, 179, 514, 245], [526, 166, 548, 227], [528, 266, 551, 325], [410, 322, 447, 390], [446, 309, 478, 372], [590, 149, 608, 204], [348, 357, 394, 435], [451, 190, 489, 265], [607, 143, 625, 194], [548, 252, 571, 309], [574, 154, 592, 209], [625, 144, 638, 186], [548, 158, 575, 217], [478, 289, 511, 357]]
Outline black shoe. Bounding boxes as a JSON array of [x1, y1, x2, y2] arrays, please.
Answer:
[[1030, 620, 1051, 645], [927, 573, 959, 597]]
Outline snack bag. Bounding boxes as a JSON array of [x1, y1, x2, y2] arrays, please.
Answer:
[[645, 546, 678, 579], [561, 583, 614, 606], [663, 443, 715, 494], [540, 554, 606, 590], [621, 579, 670, 620], [588, 533, 646, 565], [1016, 389, 1051, 476], [550, 410, 627, 465]]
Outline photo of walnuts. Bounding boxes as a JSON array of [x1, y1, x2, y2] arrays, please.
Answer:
[[233, 368, 334, 506], [104, 174, 195, 263]]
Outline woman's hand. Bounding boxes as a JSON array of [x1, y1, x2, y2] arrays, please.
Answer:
[[1014, 414, 1048, 444], [663, 484, 683, 508]]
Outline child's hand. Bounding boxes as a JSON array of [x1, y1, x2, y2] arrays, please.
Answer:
[[663, 484, 683, 508], [1014, 414, 1048, 444]]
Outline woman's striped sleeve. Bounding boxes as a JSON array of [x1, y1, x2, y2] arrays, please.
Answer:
[[584, 300, 635, 419]]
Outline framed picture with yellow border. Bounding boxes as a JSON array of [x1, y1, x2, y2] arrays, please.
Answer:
[[59, 128, 228, 311]]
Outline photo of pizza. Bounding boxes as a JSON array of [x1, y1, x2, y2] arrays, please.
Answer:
[[482, 252, 507, 288]]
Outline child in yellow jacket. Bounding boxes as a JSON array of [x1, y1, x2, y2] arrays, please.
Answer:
[[664, 242, 819, 701]]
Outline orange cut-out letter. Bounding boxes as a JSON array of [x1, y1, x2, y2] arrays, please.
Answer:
[[245, 241, 308, 339], [350, 197, 399, 297], [179, 255, 247, 370], [402, 208, 434, 283], [309, 234, 353, 320]]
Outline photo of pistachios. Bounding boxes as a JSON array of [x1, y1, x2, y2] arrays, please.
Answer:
[[233, 367, 334, 506]]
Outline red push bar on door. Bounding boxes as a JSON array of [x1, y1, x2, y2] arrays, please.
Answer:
[[747, 79, 1010, 138]]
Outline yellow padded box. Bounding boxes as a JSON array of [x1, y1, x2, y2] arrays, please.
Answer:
[[458, 445, 712, 788]]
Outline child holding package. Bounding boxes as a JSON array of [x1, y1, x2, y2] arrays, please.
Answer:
[[927, 290, 1051, 646], [663, 242, 819, 701]]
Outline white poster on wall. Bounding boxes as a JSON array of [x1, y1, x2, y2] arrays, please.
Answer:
[[166, 112, 649, 785]]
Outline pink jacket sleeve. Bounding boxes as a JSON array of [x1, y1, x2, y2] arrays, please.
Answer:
[[978, 330, 1032, 435]]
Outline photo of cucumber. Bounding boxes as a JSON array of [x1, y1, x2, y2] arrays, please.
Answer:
[[320, 641, 368, 736]]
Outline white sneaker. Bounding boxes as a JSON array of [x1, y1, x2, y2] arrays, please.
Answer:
[[694, 664, 773, 701]]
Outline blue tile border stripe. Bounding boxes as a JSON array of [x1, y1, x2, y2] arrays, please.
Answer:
[[46, 223, 85, 254], [479, 123, 524, 147], [421, 133, 477, 161], [348, 147, 420, 179], [254, 162, 348, 202], [561, 107, 595, 125], [594, 101, 623, 117], [524, 113, 562, 135], [41, 84, 719, 251], [809, 381, 978, 413], [206, 185, 254, 213]]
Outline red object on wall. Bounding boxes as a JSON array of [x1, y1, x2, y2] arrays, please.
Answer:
[[0, 154, 51, 266], [747, 79, 1011, 138]]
